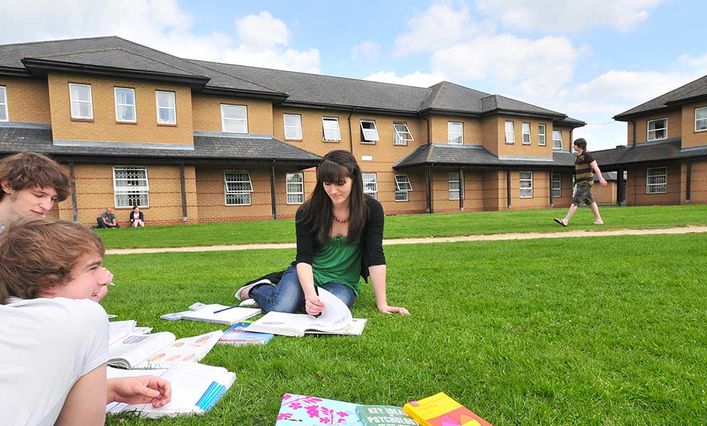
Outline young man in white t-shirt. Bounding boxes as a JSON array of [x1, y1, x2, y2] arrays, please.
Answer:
[[0, 218, 172, 425]]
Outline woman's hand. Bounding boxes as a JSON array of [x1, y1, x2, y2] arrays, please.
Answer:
[[377, 304, 410, 315], [305, 294, 325, 316], [107, 376, 172, 408]]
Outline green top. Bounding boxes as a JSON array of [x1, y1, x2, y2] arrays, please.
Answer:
[[312, 235, 362, 294]]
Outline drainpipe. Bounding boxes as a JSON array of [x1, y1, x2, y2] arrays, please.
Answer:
[[179, 164, 188, 222], [270, 160, 277, 219], [630, 119, 636, 147], [423, 115, 431, 144], [69, 161, 78, 223], [347, 108, 356, 155]]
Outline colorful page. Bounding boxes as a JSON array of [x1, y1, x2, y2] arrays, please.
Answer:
[[275, 393, 362, 425], [108, 331, 175, 369], [137, 330, 224, 368], [403, 392, 492, 426], [218, 322, 274, 346]]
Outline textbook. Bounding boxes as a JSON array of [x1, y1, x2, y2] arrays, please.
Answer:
[[108, 330, 223, 369], [106, 364, 236, 418], [355, 405, 417, 426], [276, 394, 415, 426], [247, 288, 367, 337], [217, 321, 274, 346], [108, 320, 151, 346], [403, 392, 492, 426], [179, 304, 261, 325]]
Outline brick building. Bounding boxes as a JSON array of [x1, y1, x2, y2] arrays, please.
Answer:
[[0, 36, 585, 226]]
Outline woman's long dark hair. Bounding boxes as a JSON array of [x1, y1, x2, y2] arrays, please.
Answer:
[[297, 150, 368, 244]]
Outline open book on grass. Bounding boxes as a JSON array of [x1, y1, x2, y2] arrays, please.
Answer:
[[108, 330, 223, 369], [247, 288, 367, 337], [276, 394, 415, 426], [106, 364, 236, 418]]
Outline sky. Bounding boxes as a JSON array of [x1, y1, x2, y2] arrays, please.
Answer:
[[3, 0, 707, 150]]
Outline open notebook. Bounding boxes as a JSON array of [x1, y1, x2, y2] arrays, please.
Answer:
[[108, 330, 223, 369]]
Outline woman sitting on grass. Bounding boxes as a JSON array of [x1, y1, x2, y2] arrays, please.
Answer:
[[236, 150, 409, 316], [0, 218, 171, 425]]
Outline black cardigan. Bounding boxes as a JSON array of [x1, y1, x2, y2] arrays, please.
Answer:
[[294, 195, 386, 282]]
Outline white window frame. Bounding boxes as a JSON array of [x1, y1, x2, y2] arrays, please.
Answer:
[[221, 104, 248, 133], [646, 167, 667, 194], [647, 118, 667, 141], [522, 122, 531, 145], [322, 117, 341, 142], [0, 86, 8, 122], [224, 170, 253, 206], [448, 122, 463, 145], [114, 87, 136, 123], [448, 172, 460, 200], [505, 121, 515, 144], [360, 120, 379, 144], [286, 172, 304, 204], [519, 171, 533, 198], [393, 123, 413, 146], [552, 172, 561, 198], [69, 83, 93, 120], [538, 124, 546, 146], [552, 130, 563, 150], [283, 114, 303, 140], [695, 107, 707, 132], [112, 166, 149, 208], [155, 90, 176, 125], [362, 173, 378, 199], [394, 174, 412, 202]]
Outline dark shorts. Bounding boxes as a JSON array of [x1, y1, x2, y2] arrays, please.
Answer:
[[572, 181, 594, 206]]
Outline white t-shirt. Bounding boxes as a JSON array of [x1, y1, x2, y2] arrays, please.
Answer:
[[0, 297, 109, 426]]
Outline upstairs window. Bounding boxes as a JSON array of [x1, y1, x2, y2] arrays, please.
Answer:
[[322, 117, 341, 142], [647, 118, 667, 141], [519, 171, 533, 198], [504, 121, 515, 144], [0, 86, 7, 121], [394, 174, 412, 202], [114, 87, 136, 123], [448, 122, 463, 145], [286, 172, 304, 204], [221, 104, 247, 133], [362, 173, 378, 199], [156, 91, 176, 125], [522, 122, 531, 145], [284, 114, 303, 140], [113, 166, 149, 208], [552, 130, 563, 150], [552, 172, 561, 197], [448, 172, 460, 200], [224, 171, 253, 205], [646, 167, 667, 194], [360, 120, 379, 144], [393, 123, 413, 145], [538, 124, 546, 146], [695, 107, 707, 131], [69, 83, 93, 120]]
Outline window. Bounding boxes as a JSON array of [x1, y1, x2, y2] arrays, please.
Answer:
[[284, 114, 302, 140], [552, 172, 561, 197], [0, 86, 7, 122], [156, 91, 176, 124], [646, 167, 667, 194], [360, 120, 379, 143], [286, 172, 304, 204], [114, 87, 136, 123], [322, 117, 341, 142], [522, 122, 531, 145], [221, 104, 247, 133], [696, 107, 707, 131], [552, 130, 563, 150], [113, 166, 149, 208], [519, 171, 533, 198], [504, 121, 515, 144], [448, 122, 463, 145], [448, 172, 460, 200], [393, 123, 413, 145], [69, 83, 93, 120], [394, 174, 412, 202], [647, 118, 667, 141], [224, 171, 253, 205], [362, 173, 378, 199], [538, 124, 546, 146]]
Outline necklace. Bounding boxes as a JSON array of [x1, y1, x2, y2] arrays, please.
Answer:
[[333, 214, 349, 224]]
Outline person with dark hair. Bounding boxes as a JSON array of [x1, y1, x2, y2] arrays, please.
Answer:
[[235, 150, 409, 316], [129, 205, 145, 227], [0, 217, 171, 426], [554, 138, 608, 226]]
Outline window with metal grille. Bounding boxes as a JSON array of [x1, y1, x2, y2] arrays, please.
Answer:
[[286, 172, 304, 204], [520, 171, 533, 198], [448, 172, 460, 200], [646, 167, 667, 194], [224, 171, 253, 205], [362, 173, 378, 199], [113, 166, 149, 208], [552, 172, 561, 197]]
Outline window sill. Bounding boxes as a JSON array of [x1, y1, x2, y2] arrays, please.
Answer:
[[157, 122, 178, 127], [71, 117, 94, 122]]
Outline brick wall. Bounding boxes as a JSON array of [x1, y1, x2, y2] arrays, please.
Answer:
[[0, 76, 51, 123]]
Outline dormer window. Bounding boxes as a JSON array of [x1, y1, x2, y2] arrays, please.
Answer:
[[69, 83, 93, 120], [647, 118, 667, 141]]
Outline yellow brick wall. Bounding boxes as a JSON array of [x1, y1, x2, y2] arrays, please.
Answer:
[[482, 170, 505, 211], [592, 181, 618, 204], [686, 160, 707, 203], [625, 164, 682, 205], [0, 76, 51, 123], [551, 171, 573, 208], [428, 114, 484, 145], [680, 102, 707, 149], [632, 110, 682, 144], [192, 94, 273, 134], [195, 167, 274, 222], [496, 115, 554, 159], [47, 73, 194, 145]]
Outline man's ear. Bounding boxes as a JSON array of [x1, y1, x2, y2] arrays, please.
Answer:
[[0, 179, 13, 194], [39, 285, 58, 298]]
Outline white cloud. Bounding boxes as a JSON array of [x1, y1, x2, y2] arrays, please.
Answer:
[[364, 71, 444, 88], [475, 0, 664, 32], [236, 11, 289, 48], [351, 41, 381, 60]]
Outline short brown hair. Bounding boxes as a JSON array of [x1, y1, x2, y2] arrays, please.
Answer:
[[573, 138, 587, 151], [0, 152, 70, 202], [0, 217, 104, 304]]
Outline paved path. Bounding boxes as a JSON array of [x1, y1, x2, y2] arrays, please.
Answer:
[[106, 225, 707, 255]]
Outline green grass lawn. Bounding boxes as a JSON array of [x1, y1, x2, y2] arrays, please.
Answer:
[[103, 233, 707, 425], [95, 204, 707, 249]]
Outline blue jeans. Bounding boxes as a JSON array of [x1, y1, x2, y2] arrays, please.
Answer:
[[250, 266, 357, 313]]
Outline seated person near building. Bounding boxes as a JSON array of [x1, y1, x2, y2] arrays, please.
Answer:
[[129, 205, 145, 227], [97, 207, 120, 228], [0, 217, 171, 425]]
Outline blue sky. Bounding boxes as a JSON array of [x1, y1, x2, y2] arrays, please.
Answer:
[[3, 0, 707, 149]]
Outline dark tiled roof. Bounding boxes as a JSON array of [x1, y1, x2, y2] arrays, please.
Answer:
[[592, 138, 707, 167], [419, 81, 488, 113], [483, 94, 565, 118], [555, 116, 586, 127], [394, 144, 575, 169], [614, 74, 707, 119]]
